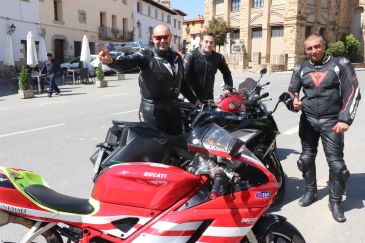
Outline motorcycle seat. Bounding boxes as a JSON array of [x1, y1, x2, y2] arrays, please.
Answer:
[[25, 184, 94, 214], [112, 120, 157, 130]]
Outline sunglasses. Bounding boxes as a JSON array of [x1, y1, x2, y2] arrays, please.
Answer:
[[153, 35, 170, 41]]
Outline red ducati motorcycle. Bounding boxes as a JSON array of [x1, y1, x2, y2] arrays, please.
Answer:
[[0, 122, 305, 242]]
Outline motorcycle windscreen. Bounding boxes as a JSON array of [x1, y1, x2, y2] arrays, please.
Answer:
[[238, 78, 257, 93], [189, 123, 248, 157]]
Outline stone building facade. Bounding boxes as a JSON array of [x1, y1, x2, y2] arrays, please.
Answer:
[[205, 0, 365, 70], [183, 16, 205, 51]]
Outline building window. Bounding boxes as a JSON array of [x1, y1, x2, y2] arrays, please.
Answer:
[[319, 27, 326, 38], [148, 6, 151, 16], [100, 12, 106, 27], [305, 26, 313, 38], [137, 2, 142, 13], [231, 0, 240, 12], [232, 29, 240, 39], [252, 27, 262, 38], [174, 19, 177, 28], [252, 0, 264, 8], [155, 9, 158, 18], [78, 10, 86, 24], [321, 0, 328, 8], [122, 0, 127, 4], [162, 12, 164, 21], [112, 15, 117, 29], [271, 26, 284, 37], [178, 21, 181, 30], [53, 0, 63, 21], [307, 0, 315, 6], [167, 15, 171, 24]]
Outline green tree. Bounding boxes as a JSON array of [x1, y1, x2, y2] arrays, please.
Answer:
[[19, 66, 29, 90], [206, 17, 229, 52], [96, 63, 104, 81], [326, 41, 346, 57], [326, 33, 360, 60], [341, 33, 360, 59]]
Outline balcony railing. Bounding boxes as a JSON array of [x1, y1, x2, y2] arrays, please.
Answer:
[[98, 26, 133, 41]]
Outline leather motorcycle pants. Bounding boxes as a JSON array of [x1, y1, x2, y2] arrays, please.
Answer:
[[139, 100, 183, 135], [298, 114, 349, 202]]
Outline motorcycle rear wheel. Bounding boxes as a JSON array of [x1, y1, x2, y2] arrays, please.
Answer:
[[0, 223, 63, 243], [260, 220, 306, 243]]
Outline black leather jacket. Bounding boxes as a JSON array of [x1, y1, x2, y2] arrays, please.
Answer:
[[289, 56, 361, 125], [184, 48, 233, 101], [108, 47, 197, 103]]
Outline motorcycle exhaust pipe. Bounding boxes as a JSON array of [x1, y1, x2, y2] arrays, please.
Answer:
[[0, 209, 35, 228]]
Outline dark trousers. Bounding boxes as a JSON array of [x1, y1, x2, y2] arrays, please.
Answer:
[[139, 100, 183, 135], [298, 114, 349, 202], [48, 74, 60, 95]]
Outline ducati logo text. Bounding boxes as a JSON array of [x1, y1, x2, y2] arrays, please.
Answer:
[[144, 172, 167, 179]]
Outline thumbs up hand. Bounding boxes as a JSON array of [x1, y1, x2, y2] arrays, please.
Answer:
[[98, 44, 113, 64], [293, 92, 302, 111]]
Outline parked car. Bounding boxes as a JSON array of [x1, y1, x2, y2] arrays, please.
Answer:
[[60, 56, 96, 72], [90, 51, 139, 75]]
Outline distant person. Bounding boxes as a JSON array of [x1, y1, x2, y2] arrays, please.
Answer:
[[288, 34, 361, 222], [42, 53, 60, 97], [98, 24, 198, 135], [184, 31, 233, 101]]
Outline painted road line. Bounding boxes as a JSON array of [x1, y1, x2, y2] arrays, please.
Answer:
[[282, 125, 299, 135], [40, 100, 68, 106], [97, 93, 127, 99], [113, 109, 139, 115], [0, 123, 65, 138]]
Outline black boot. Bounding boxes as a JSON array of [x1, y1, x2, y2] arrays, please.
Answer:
[[299, 190, 317, 207], [299, 170, 317, 207], [328, 170, 349, 223], [329, 202, 346, 222]]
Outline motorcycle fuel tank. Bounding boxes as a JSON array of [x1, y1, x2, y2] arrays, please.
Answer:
[[92, 163, 200, 210], [217, 94, 245, 113]]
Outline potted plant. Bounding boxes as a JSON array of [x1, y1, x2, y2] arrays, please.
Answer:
[[18, 66, 35, 99], [96, 63, 107, 88]]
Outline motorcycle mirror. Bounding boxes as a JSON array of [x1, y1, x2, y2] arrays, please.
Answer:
[[279, 92, 291, 102], [228, 137, 244, 156], [260, 68, 267, 76]]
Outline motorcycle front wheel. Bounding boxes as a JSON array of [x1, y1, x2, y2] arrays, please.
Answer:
[[260, 220, 306, 243], [264, 153, 285, 205]]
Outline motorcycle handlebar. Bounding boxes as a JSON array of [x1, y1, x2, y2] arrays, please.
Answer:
[[247, 92, 269, 105]]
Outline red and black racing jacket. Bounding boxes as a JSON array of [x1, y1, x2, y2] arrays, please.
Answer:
[[289, 55, 361, 125]]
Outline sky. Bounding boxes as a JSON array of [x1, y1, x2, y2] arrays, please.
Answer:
[[170, 0, 204, 19]]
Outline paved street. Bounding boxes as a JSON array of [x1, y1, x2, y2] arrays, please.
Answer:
[[0, 71, 364, 242]]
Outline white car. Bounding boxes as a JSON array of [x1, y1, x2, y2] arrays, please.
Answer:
[[60, 56, 96, 72], [90, 52, 125, 75]]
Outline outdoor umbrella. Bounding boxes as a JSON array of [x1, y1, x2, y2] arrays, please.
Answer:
[[38, 36, 48, 63], [26, 31, 38, 67], [80, 34, 91, 68], [4, 34, 15, 66]]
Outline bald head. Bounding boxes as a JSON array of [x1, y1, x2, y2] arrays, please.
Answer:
[[304, 34, 325, 46], [153, 24, 171, 36], [152, 24, 172, 51]]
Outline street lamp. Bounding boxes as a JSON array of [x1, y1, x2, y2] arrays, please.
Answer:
[[8, 24, 16, 35]]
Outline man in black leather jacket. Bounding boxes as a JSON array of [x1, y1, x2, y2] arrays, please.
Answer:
[[99, 24, 198, 135], [184, 31, 233, 101], [288, 34, 361, 222]]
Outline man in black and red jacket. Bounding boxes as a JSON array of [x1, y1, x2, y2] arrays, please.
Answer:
[[288, 34, 361, 222]]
